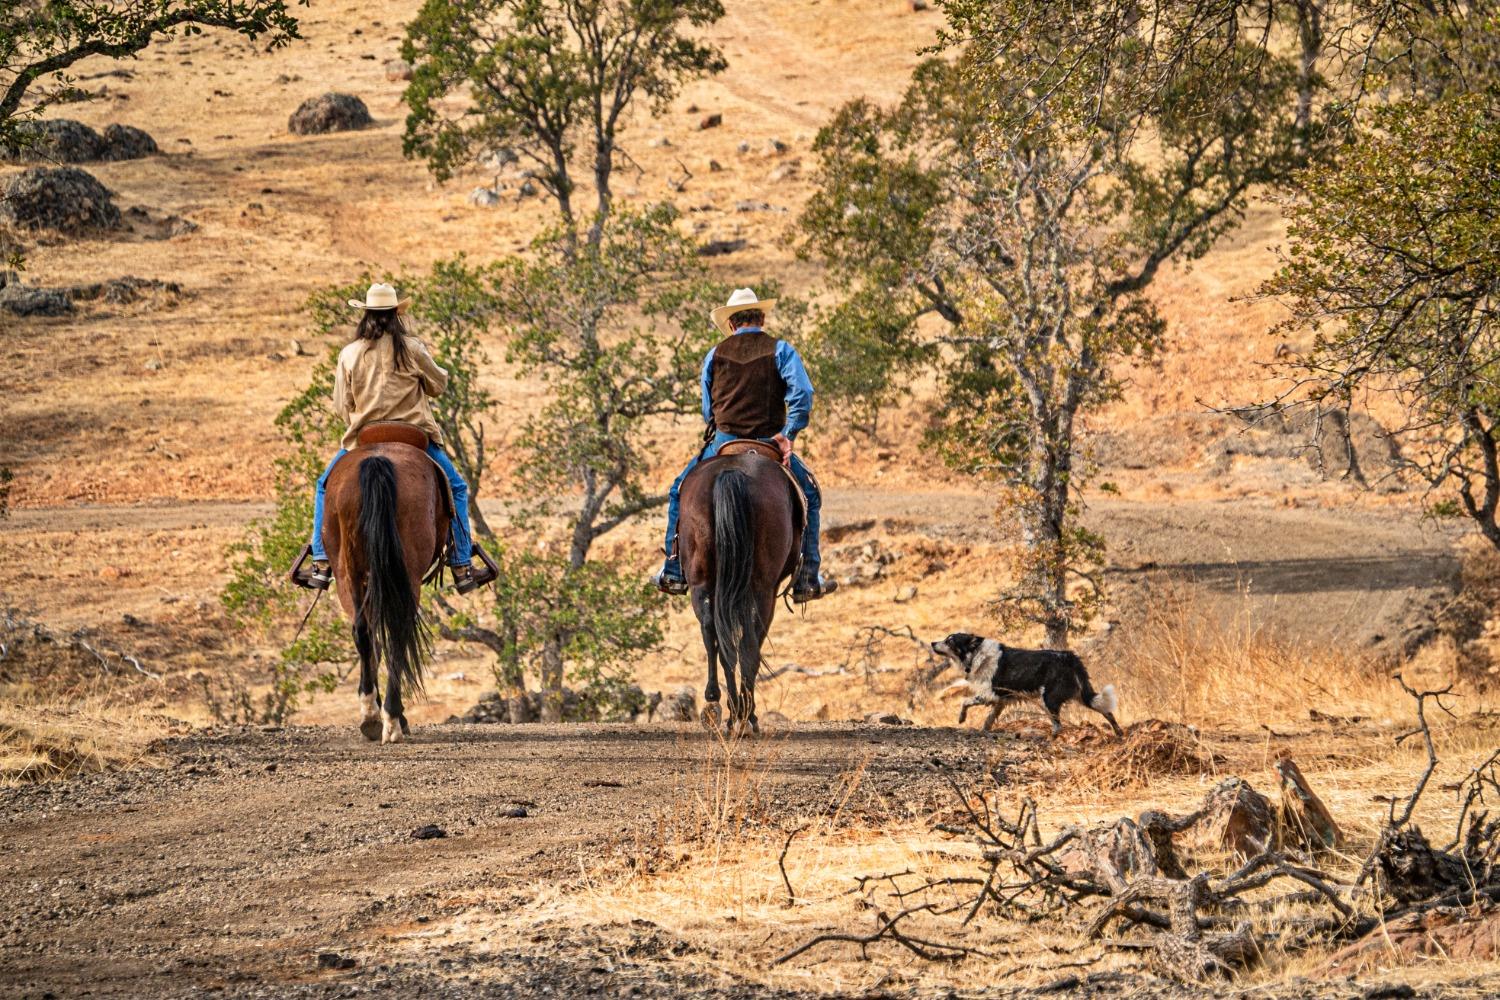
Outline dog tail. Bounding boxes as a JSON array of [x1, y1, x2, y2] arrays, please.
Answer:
[[1090, 683, 1118, 715]]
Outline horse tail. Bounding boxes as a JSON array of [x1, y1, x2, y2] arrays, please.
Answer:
[[358, 455, 428, 697], [711, 468, 759, 678]]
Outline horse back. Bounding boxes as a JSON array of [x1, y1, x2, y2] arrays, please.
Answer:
[[678, 452, 801, 589]]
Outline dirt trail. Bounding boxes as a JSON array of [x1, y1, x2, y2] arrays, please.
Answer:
[[0, 721, 991, 998], [2, 491, 1462, 648]]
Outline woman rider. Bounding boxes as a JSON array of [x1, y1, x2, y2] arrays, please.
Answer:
[[290, 282, 490, 593]]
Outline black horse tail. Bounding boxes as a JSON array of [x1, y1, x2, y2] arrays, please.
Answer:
[[358, 456, 428, 698], [711, 468, 759, 678]]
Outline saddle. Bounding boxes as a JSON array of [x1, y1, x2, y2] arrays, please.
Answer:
[[716, 439, 783, 463], [357, 421, 430, 450]]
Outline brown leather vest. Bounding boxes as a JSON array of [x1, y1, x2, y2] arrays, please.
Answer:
[[709, 332, 786, 439]]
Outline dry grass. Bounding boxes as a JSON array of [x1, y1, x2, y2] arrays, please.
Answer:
[[0, 700, 177, 785]]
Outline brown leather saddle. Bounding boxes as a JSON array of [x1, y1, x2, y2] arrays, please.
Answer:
[[357, 421, 430, 450]]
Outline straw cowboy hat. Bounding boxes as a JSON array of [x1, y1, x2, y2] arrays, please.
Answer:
[[711, 287, 777, 337], [348, 282, 410, 312]]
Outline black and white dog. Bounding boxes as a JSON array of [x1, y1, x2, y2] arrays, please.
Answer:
[[930, 633, 1123, 738]]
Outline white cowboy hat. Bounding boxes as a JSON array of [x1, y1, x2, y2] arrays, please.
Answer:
[[710, 287, 777, 337], [348, 282, 410, 313]]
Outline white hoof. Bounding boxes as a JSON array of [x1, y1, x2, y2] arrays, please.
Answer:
[[382, 712, 405, 744]]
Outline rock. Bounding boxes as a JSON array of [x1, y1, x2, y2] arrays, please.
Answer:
[[767, 161, 799, 183], [764, 137, 788, 156], [0, 166, 121, 233], [478, 146, 518, 169], [649, 136, 672, 148], [736, 140, 751, 155], [865, 712, 911, 726], [98, 124, 158, 161], [2, 119, 104, 162], [735, 200, 776, 213], [698, 113, 722, 130], [824, 518, 876, 542], [290, 338, 309, 357], [467, 186, 500, 208], [707, 159, 723, 172], [143, 358, 163, 371], [894, 585, 918, 603], [384, 59, 413, 82], [288, 93, 372, 135], [517, 179, 537, 198], [908, 0, 930, 10], [697, 238, 746, 257], [316, 952, 357, 970], [0, 284, 72, 317], [66, 276, 181, 304], [409, 825, 447, 840], [499, 805, 528, 818], [655, 686, 697, 722]]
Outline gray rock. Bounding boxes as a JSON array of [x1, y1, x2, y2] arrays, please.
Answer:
[[764, 137, 788, 156], [0, 166, 121, 233], [655, 686, 697, 722], [478, 146, 519, 169], [517, 179, 538, 198], [865, 711, 912, 726], [98, 124, 159, 161], [767, 161, 799, 183], [0, 284, 72, 317], [2, 119, 104, 163], [384, 59, 413, 82], [288, 93, 373, 135], [467, 186, 500, 208]]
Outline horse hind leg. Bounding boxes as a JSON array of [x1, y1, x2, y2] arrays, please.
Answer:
[[354, 614, 381, 742], [693, 588, 722, 729]]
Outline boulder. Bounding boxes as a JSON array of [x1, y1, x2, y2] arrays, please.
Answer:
[[478, 146, 518, 169], [99, 124, 159, 161], [2, 119, 104, 162], [384, 59, 413, 82], [0, 284, 72, 317], [698, 113, 722, 130], [0, 167, 121, 233], [287, 93, 373, 135], [467, 186, 500, 208]]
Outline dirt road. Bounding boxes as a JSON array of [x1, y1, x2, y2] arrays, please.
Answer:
[[2, 491, 1463, 650], [0, 721, 991, 998]]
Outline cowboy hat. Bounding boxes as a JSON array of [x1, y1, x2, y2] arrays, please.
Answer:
[[711, 287, 777, 337], [348, 282, 410, 313]]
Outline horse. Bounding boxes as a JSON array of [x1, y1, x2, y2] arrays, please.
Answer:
[[321, 428, 449, 744], [677, 443, 803, 735]]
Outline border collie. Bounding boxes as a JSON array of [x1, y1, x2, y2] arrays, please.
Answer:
[[930, 633, 1123, 738]]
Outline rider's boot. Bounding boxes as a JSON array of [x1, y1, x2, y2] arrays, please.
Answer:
[[296, 560, 332, 591], [452, 558, 497, 595], [652, 557, 688, 596], [792, 565, 837, 603]]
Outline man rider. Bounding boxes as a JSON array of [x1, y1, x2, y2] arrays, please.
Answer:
[[652, 288, 836, 602]]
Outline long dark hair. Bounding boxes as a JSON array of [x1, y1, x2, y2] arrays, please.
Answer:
[[356, 308, 413, 371]]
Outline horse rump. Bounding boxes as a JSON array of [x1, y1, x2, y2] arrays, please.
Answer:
[[711, 468, 760, 676], [358, 455, 429, 699]]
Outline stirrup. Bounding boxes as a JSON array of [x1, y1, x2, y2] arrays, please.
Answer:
[[652, 566, 688, 596], [289, 544, 332, 591], [452, 546, 499, 595], [792, 574, 837, 603]]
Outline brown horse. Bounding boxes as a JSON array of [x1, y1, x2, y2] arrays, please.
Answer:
[[677, 447, 802, 734], [322, 442, 448, 743]]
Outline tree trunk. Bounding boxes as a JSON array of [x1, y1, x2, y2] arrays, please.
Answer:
[[539, 635, 565, 723], [1022, 409, 1073, 650]]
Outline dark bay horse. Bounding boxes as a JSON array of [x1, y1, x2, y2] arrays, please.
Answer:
[[678, 446, 802, 734], [322, 440, 448, 743]]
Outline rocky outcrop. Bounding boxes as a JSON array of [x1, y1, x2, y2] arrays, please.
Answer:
[[288, 93, 373, 135], [0, 167, 121, 233]]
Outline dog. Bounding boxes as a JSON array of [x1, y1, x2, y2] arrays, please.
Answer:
[[930, 632, 1123, 738]]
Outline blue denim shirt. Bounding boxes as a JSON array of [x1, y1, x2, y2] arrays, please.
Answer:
[[699, 327, 814, 440]]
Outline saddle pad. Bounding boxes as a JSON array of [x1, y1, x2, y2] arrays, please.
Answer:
[[357, 421, 429, 450]]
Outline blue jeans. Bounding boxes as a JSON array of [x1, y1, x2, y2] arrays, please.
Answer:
[[310, 444, 473, 565], [662, 431, 822, 575]]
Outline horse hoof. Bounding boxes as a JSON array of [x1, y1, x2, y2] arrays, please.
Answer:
[[359, 718, 382, 742], [699, 703, 722, 729], [382, 714, 405, 744]]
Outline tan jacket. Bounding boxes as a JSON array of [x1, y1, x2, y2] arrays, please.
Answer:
[[332, 334, 448, 451]]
